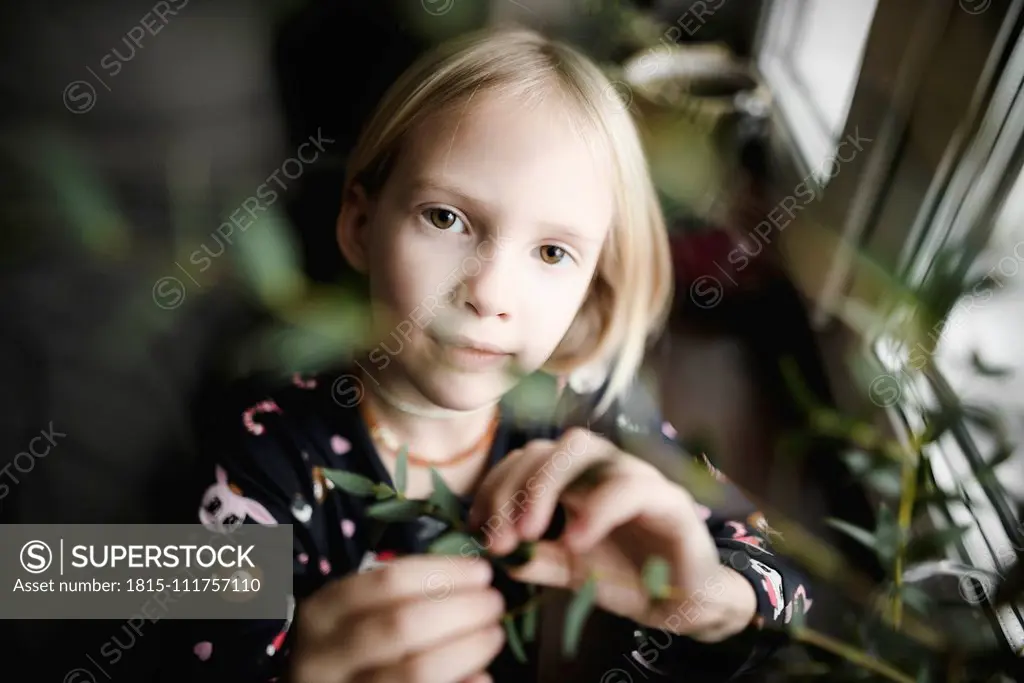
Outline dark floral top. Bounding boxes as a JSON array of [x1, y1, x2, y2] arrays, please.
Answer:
[[166, 366, 810, 682]]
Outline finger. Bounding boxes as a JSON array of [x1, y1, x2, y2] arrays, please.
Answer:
[[467, 440, 551, 529], [460, 673, 493, 683], [358, 624, 506, 683], [306, 556, 493, 632], [511, 428, 613, 541], [341, 587, 506, 672], [561, 471, 690, 554], [468, 441, 555, 555], [505, 539, 575, 588]]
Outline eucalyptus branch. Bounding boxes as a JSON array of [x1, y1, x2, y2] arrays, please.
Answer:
[[789, 626, 916, 683], [319, 439, 959, 678], [322, 456, 679, 662], [892, 451, 920, 628]]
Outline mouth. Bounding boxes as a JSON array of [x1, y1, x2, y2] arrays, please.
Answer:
[[429, 333, 514, 370], [444, 335, 512, 356]]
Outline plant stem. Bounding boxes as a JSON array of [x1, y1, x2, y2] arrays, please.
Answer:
[[505, 585, 918, 683], [421, 501, 466, 533], [791, 626, 916, 683], [893, 438, 921, 628], [725, 492, 946, 651], [505, 589, 555, 619]]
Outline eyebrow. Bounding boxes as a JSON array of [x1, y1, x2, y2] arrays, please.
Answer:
[[408, 178, 605, 244]]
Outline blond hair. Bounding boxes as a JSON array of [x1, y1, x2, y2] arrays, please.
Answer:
[[343, 27, 673, 416]]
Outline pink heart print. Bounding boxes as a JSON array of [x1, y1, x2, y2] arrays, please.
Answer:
[[331, 435, 351, 455], [193, 641, 213, 661]]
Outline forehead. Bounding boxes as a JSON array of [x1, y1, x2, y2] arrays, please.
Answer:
[[392, 89, 615, 231]]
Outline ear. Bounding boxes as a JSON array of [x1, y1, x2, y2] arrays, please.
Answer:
[[336, 182, 374, 274], [243, 500, 279, 526], [215, 465, 228, 485]]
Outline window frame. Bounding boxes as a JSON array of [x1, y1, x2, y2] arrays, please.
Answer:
[[755, 0, 880, 184], [758, 0, 1024, 658]]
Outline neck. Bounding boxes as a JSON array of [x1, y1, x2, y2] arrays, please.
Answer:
[[361, 369, 499, 464]]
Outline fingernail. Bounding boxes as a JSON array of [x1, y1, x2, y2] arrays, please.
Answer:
[[497, 533, 517, 556], [473, 560, 494, 583], [518, 511, 541, 539]]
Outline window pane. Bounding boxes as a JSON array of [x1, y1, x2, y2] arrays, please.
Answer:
[[758, 0, 879, 180], [789, 0, 879, 137], [932, 170, 1024, 499]]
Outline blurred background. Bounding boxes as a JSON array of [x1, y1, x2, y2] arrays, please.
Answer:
[[2, 0, 1023, 680]]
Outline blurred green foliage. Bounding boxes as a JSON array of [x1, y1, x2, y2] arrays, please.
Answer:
[[14, 2, 1023, 681]]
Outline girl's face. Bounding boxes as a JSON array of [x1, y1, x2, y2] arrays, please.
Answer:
[[343, 89, 615, 410]]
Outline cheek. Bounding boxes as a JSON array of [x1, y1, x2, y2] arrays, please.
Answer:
[[520, 273, 593, 357], [367, 214, 466, 317]]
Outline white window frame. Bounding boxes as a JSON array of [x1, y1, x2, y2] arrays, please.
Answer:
[[755, 0, 879, 185], [899, 6, 1024, 288]]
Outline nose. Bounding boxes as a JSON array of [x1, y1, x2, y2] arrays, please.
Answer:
[[458, 243, 514, 319]]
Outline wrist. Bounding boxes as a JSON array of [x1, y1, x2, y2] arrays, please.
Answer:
[[684, 566, 758, 643]]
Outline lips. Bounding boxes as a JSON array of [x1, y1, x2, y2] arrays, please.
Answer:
[[445, 335, 511, 356], [430, 333, 513, 370]]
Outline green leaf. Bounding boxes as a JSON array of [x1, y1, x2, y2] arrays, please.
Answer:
[[375, 486, 395, 500], [779, 357, 820, 412], [875, 504, 901, 562], [366, 498, 426, 522], [962, 404, 1008, 441], [641, 556, 671, 600], [975, 443, 1018, 488], [563, 574, 597, 658], [501, 370, 561, 423], [899, 584, 932, 614], [825, 518, 878, 554], [914, 487, 970, 507], [522, 586, 538, 643], [988, 442, 1017, 468], [35, 134, 130, 258], [920, 408, 955, 445], [394, 445, 408, 496], [233, 208, 305, 308], [849, 423, 882, 450], [864, 468, 903, 498], [322, 468, 378, 497], [428, 468, 463, 523], [841, 450, 873, 474], [428, 531, 475, 557], [906, 525, 971, 563], [504, 615, 528, 663], [970, 351, 1013, 378], [841, 450, 903, 498], [811, 409, 843, 436]]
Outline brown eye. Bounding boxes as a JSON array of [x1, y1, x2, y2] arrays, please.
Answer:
[[539, 245, 567, 265], [424, 208, 464, 232]]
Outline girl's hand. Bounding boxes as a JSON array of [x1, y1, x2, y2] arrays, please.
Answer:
[[466, 429, 758, 642], [289, 556, 505, 683]]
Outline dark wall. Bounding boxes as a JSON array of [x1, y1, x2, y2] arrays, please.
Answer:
[[0, 2, 465, 678]]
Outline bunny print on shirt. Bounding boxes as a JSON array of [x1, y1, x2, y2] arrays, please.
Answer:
[[199, 465, 278, 534]]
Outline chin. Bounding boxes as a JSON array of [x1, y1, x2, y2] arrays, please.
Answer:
[[409, 364, 514, 411]]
